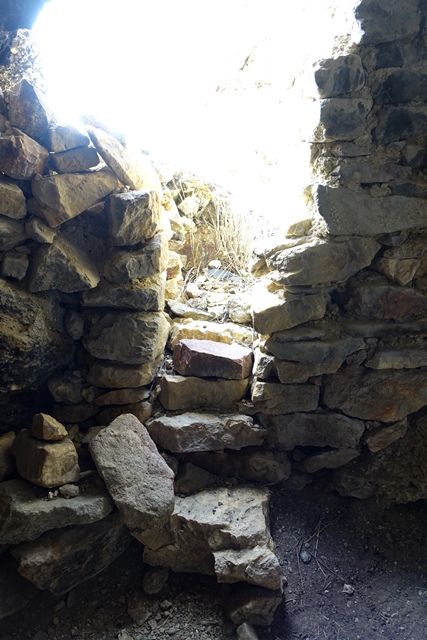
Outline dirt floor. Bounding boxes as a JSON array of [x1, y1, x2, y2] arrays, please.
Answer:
[[2, 484, 427, 640]]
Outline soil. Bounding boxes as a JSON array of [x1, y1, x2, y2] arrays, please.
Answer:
[[2, 485, 426, 640]]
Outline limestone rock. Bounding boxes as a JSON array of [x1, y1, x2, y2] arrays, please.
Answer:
[[143, 485, 278, 590], [87, 357, 162, 388], [107, 190, 162, 247], [89, 414, 174, 545], [167, 300, 214, 321], [12, 511, 131, 594], [265, 335, 364, 365], [0, 555, 37, 621], [317, 98, 372, 141], [0, 216, 26, 251], [0, 476, 113, 545], [48, 125, 90, 152], [301, 448, 360, 473], [169, 319, 253, 347], [95, 387, 150, 406], [32, 413, 68, 441], [365, 348, 427, 369], [251, 381, 319, 415], [266, 237, 379, 286], [252, 291, 327, 335], [31, 168, 118, 228], [313, 185, 427, 235], [159, 374, 249, 411], [0, 179, 26, 219], [86, 125, 161, 191], [173, 339, 253, 380], [225, 582, 283, 626], [174, 463, 217, 494], [50, 146, 100, 173], [85, 311, 169, 364], [25, 216, 56, 243], [0, 431, 15, 481], [227, 292, 253, 324], [27, 235, 100, 293], [375, 256, 421, 286], [355, 0, 421, 44], [81, 275, 165, 312], [0, 279, 73, 394], [315, 55, 365, 98], [260, 412, 365, 450], [1, 252, 29, 280], [347, 278, 427, 320], [323, 367, 427, 422], [103, 232, 168, 284], [145, 412, 265, 453], [0, 128, 48, 179], [365, 419, 408, 453], [12, 429, 80, 488], [8, 78, 50, 143]]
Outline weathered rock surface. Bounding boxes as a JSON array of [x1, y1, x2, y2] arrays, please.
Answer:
[[81, 275, 165, 311], [0, 431, 15, 481], [0, 216, 26, 250], [145, 412, 265, 453], [169, 319, 253, 347], [364, 418, 408, 453], [374, 237, 426, 285], [159, 374, 249, 411], [365, 348, 427, 369], [1, 252, 29, 280], [252, 291, 327, 335], [32, 413, 68, 441], [237, 621, 260, 640], [355, 0, 420, 44], [0, 128, 48, 179], [0, 555, 38, 621], [89, 414, 174, 545], [103, 232, 168, 284], [31, 169, 118, 227], [12, 511, 131, 594], [49, 124, 90, 152], [94, 387, 150, 406], [87, 357, 162, 388], [266, 237, 379, 286], [173, 339, 253, 380], [12, 429, 80, 488], [174, 463, 217, 494], [94, 400, 152, 427], [251, 381, 319, 415], [225, 582, 283, 626], [265, 335, 364, 364], [85, 311, 169, 364], [107, 189, 162, 246], [347, 278, 427, 320], [143, 486, 280, 590], [86, 125, 162, 192], [315, 55, 365, 98], [27, 235, 100, 293], [317, 98, 372, 141], [47, 373, 83, 405], [25, 216, 56, 243], [50, 146, 100, 173], [8, 78, 50, 143], [0, 476, 113, 544], [260, 412, 365, 450], [323, 367, 427, 422], [0, 179, 26, 219], [301, 448, 360, 473]]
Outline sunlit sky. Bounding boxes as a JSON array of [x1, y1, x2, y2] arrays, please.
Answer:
[[33, 0, 360, 229]]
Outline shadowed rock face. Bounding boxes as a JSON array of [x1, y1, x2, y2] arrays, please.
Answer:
[[0, 0, 49, 30]]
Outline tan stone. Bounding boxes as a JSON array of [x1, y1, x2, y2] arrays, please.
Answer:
[[32, 413, 68, 442], [49, 125, 90, 152], [95, 401, 152, 426], [1, 252, 29, 280], [0, 179, 26, 219], [8, 78, 50, 143], [252, 289, 327, 335], [0, 216, 26, 251], [50, 146, 100, 173], [159, 374, 249, 411], [95, 387, 150, 406], [365, 419, 408, 453], [169, 319, 253, 348], [87, 357, 162, 389], [0, 128, 48, 179], [107, 189, 162, 247], [173, 339, 253, 380], [251, 381, 319, 415], [81, 274, 165, 312], [103, 232, 168, 284], [25, 217, 56, 243]]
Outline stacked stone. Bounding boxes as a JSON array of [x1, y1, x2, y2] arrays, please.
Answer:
[[0, 76, 187, 436], [248, 0, 427, 503]]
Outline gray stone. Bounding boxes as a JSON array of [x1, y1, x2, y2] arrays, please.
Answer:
[[47, 374, 83, 405], [0, 128, 48, 179], [95, 387, 150, 406], [142, 566, 170, 595], [323, 367, 427, 422], [317, 98, 372, 141], [0, 555, 37, 621], [373, 70, 427, 105], [347, 278, 427, 320], [260, 412, 365, 450], [31, 168, 118, 228], [143, 486, 279, 590], [64, 310, 84, 340], [167, 301, 214, 321], [337, 162, 410, 186], [0, 216, 26, 251], [365, 348, 427, 369], [27, 236, 100, 293], [265, 335, 364, 364], [313, 185, 427, 235], [107, 189, 162, 246], [266, 236, 379, 286], [0, 431, 15, 481], [12, 511, 131, 594], [103, 232, 168, 284], [94, 400, 152, 427], [251, 381, 319, 415], [237, 622, 259, 640], [81, 275, 165, 311], [86, 125, 161, 191], [50, 146, 100, 173], [25, 216, 56, 243], [52, 402, 99, 424], [365, 419, 408, 453], [355, 0, 421, 44], [0, 179, 26, 219], [84, 311, 169, 364], [49, 125, 90, 152], [253, 349, 276, 380], [174, 463, 217, 495], [89, 414, 174, 545], [0, 477, 113, 545], [8, 78, 50, 143], [252, 290, 327, 335], [145, 412, 265, 453], [375, 106, 427, 146], [173, 339, 253, 380], [344, 320, 427, 337], [374, 236, 427, 285], [11, 429, 80, 488], [1, 252, 28, 280], [314, 55, 365, 98], [159, 374, 249, 411], [225, 582, 282, 626], [87, 357, 162, 388], [302, 448, 360, 473]]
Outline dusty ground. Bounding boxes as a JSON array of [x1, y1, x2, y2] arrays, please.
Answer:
[[2, 485, 427, 640]]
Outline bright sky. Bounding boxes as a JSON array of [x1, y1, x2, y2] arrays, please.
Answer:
[[33, 0, 360, 230]]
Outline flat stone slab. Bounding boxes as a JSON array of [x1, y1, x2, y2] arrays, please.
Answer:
[[0, 128, 48, 179], [251, 381, 319, 415], [103, 232, 168, 284], [169, 319, 253, 347], [365, 348, 427, 369], [87, 357, 161, 388], [0, 476, 113, 545], [347, 278, 427, 321], [107, 189, 162, 246], [145, 412, 265, 453], [81, 275, 165, 312], [159, 374, 249, 411], [173, 339, 253, 380], [89, 414, 175, 545], [252, 290, 327, 335]]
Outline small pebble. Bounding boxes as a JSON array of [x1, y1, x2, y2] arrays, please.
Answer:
[[299, 550, 311, 564]]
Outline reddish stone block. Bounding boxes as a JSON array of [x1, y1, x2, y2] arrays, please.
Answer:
[[173, 339, 253, 380]]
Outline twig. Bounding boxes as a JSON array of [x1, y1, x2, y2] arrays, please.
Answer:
[[313, 554, 345, 582], [296, 543, 305, 593]]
